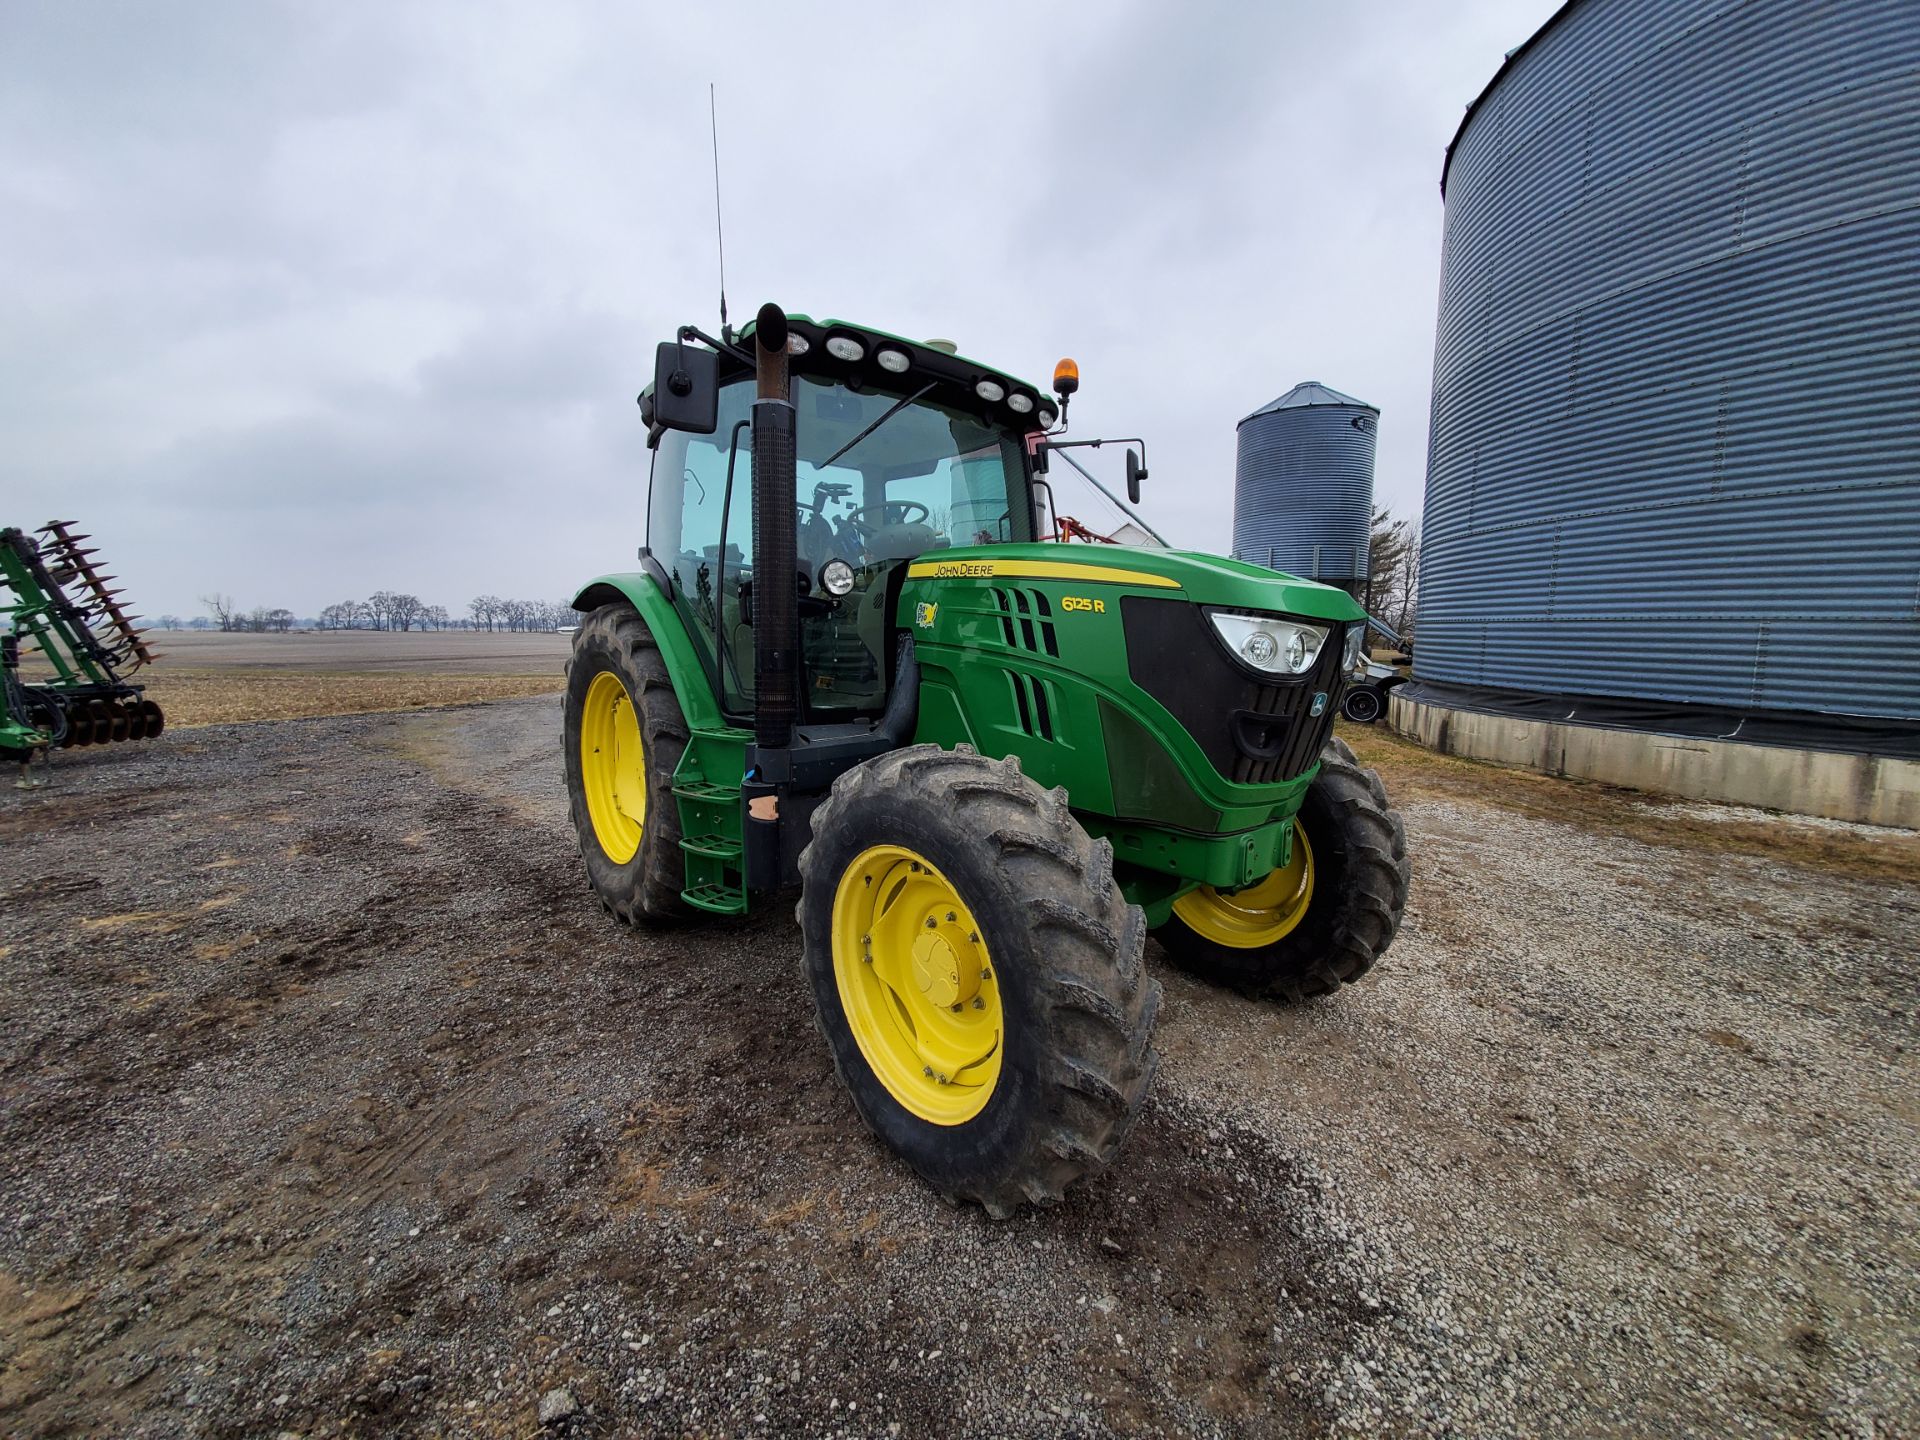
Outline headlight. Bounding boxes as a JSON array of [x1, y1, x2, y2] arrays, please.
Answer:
[[1343, 624, 1366, 672], [875, 347, 911, 374], [819, 558, 855, 596], [824, 335, 865, 362], [1208, 611, 1328, 676], [975, 379, 1006, 403]]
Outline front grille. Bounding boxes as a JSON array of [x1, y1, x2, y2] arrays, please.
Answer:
[[1122, 598, 1348, 785]]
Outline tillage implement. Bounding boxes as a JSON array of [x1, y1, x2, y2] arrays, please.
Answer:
[[563, 305, 1409, 1215], [2, 521, 163, 766]]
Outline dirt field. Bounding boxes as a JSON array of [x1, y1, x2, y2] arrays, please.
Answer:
[[2, 699, 1915, 1438], [144, 632, 574, 674], [54, 631, 575, 729]]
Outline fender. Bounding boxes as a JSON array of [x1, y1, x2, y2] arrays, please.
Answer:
[[571, 561, 726, 731]]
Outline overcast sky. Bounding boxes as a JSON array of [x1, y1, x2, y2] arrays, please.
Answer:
[[2, 0, 1558, 621]]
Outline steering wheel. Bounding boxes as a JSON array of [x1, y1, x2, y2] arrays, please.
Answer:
[[845, 499, 930, 534]]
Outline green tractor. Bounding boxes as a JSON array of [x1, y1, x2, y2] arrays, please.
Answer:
[[563, 304, 1408, 1216]]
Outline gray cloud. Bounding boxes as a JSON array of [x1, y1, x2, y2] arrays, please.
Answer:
[[2, 0, 1559, 619]]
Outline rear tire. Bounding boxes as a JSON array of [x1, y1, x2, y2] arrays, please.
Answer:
[[1156, 737, 1409, 1001], [563, 604, 690, 925], [1341, 686, 1384, 723], [798, 745, 1160, 1218]]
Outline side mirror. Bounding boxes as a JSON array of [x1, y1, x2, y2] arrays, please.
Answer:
[[1125, 448, 1148, 505], [650, 341, 719, 434]]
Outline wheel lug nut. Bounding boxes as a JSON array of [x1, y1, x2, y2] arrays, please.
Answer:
[[945, 911, 956, 922], [925, 917, 937, 929], [923, 1065, 934, 1077], [972, 996, 985, 1009]]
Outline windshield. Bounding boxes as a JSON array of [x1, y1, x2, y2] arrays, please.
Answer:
[[649, 373, 1031, 714]]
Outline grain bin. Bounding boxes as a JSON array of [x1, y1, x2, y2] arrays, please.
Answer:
[[1232, 382, 1377, 595], [1394, 0, 1920, 825]]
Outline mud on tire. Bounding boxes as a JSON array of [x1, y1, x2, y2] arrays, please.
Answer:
[[1157, 736, 1409, 1002], [563, 603, 690, 925], [798, 745, 1161, 1218]]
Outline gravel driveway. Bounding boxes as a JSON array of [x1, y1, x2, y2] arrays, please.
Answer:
[[2, 698, 1913, 1437]]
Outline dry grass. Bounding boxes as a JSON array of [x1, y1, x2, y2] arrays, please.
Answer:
[[1339, 722, 1920, 884], [146, 670, 560, 728]]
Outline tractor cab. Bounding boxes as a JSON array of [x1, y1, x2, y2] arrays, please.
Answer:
[[642, 315, 1050, 721]]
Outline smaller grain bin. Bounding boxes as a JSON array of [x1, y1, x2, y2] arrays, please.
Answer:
[[1232, 381, 1378, 595]]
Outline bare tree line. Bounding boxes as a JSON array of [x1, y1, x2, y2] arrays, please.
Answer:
[[197, 595, 297, 633], [467, 596, 576, 632], [317, 592, 452, 631], [193, 591, 574, 632]]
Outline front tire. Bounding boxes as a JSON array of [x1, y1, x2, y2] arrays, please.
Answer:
[[563, 604, 690, 925], [798, 746, 1160, 1218], [1156, 737, 1409, 1001]]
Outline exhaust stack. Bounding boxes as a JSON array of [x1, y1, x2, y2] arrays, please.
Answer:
[[750, 303, 799, 766]]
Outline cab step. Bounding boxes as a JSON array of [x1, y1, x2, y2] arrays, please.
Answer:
[[673, 728, 750, 918], [679, 832, 743, 861], [682, 882, 748, 916]]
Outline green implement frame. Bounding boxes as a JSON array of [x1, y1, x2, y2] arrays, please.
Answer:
[[1, 522, 163, 762]]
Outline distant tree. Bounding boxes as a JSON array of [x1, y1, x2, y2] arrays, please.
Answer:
[[199, 593, 237, 632], [156, 614, 181, 631], [266, 608, 295, 633], [469, 595, 503, 632], [423, 604, 449, 630]]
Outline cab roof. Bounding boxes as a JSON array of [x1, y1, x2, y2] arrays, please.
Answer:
[[733, 312, 1054, 435]]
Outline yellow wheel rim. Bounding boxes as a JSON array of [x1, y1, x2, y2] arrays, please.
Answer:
[[831, 845, 1003, 1125], [580, 670, 647, 864], [1172, 823, 1315, 949]]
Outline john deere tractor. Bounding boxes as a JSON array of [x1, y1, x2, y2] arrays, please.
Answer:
[[564, 305, 1408, 1216]]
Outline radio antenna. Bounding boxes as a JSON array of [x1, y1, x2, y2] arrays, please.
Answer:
[[709, 82, 729, 338]]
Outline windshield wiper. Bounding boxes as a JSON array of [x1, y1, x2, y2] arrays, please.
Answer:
[[820, 381, 937, 470]]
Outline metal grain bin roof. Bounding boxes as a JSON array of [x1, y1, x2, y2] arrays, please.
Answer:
[[1415, 0, 1920, 726], [1232, 382, 1378, 587], [1240, 382, 1377, 421]]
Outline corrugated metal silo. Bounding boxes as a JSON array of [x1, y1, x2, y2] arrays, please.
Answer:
[[1408, 0, 1920, 765], [1233, 382, 1377, 594]]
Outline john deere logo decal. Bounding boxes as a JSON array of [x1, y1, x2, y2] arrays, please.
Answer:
[[915, 601, 939, 629], [1310, 692, 1328, 717]]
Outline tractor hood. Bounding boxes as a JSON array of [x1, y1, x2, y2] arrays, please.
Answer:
[[901, 543, 1368, 623]]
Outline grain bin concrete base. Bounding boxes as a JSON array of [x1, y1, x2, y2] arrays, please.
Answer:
[[1389, 692, 1920, 829]]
